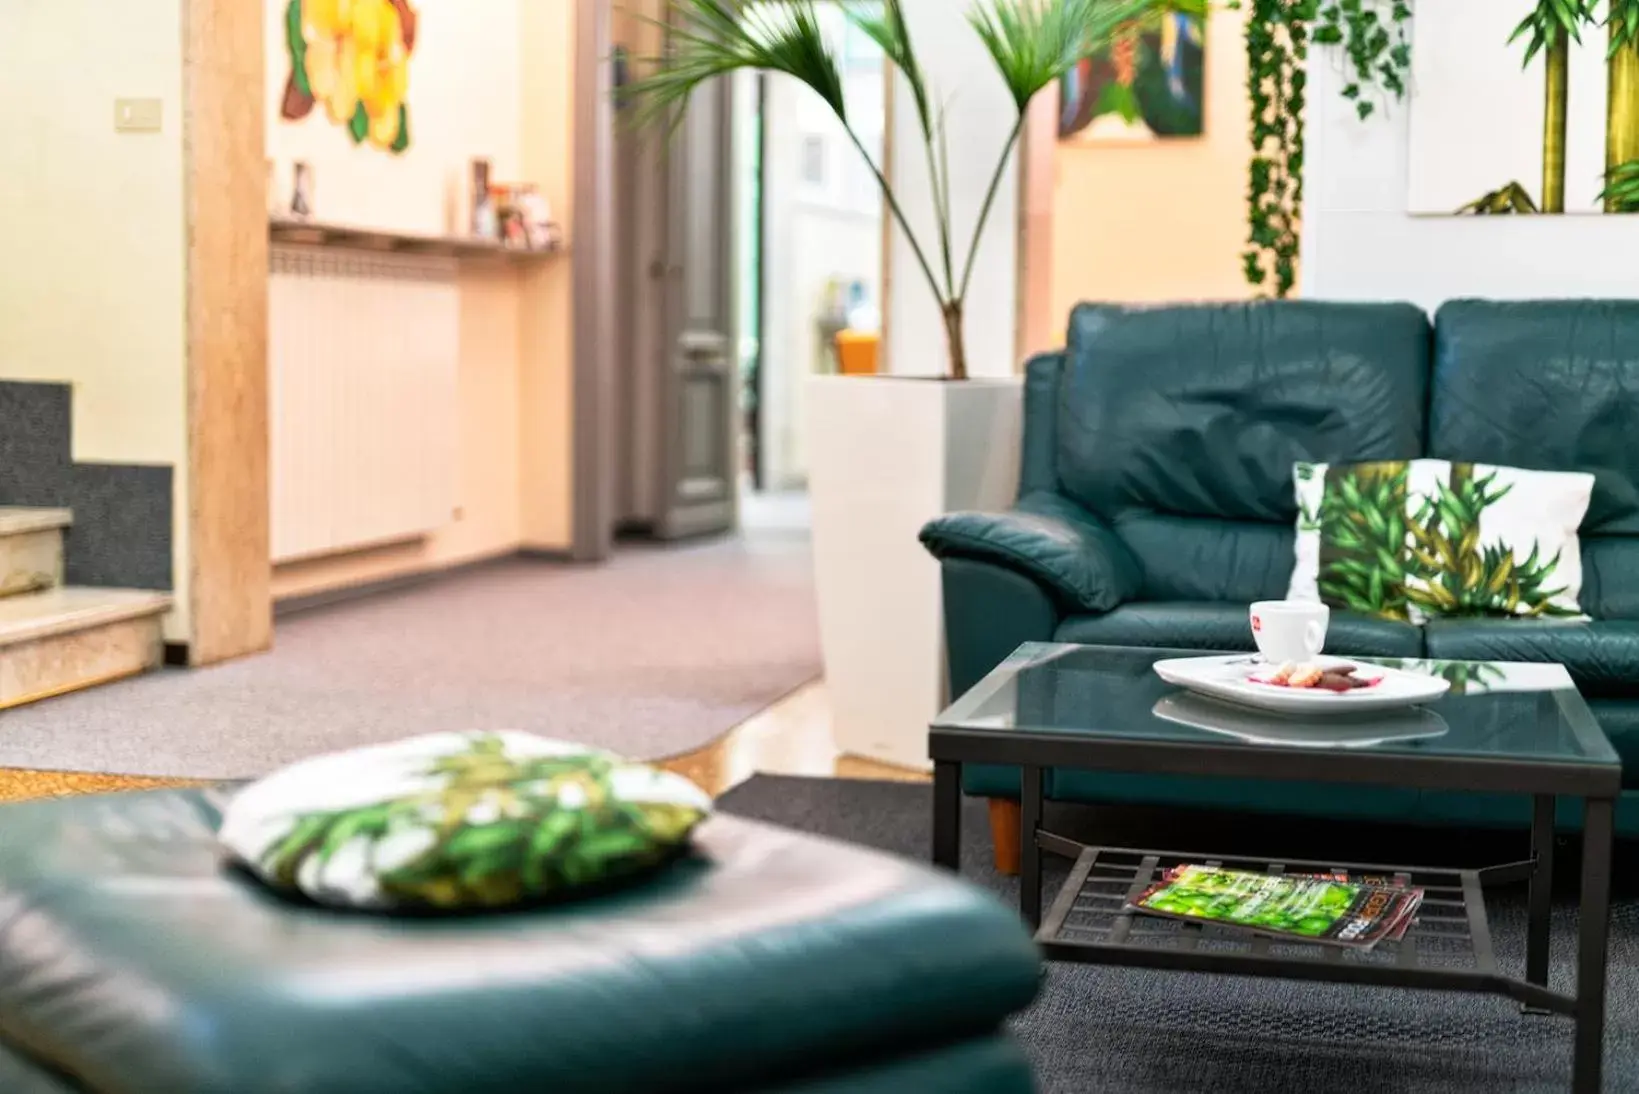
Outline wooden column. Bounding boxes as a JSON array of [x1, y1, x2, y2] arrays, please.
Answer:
[[181, 0, 272, 665], [571, 0, 616, 560], [1016, 91, 1059, 363]]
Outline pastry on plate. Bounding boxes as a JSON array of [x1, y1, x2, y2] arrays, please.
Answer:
[[1259, 662, 1378, 692]]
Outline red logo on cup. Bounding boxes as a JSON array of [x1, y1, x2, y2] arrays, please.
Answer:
[[1252, 615, 1262, 632]]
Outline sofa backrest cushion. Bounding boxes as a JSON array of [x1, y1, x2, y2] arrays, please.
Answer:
[[1430, 300, 1639, 535], [1058, 302, 1431, 527], [1051, 302, 1432, 604], [1581, 538, 1639, 620], [1114, 511, 1296, 602], [1017, 352, 1065, 497]]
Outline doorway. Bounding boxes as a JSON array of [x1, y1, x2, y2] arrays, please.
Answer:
[[736, 4, 886, 512], [608, 2, 886, 541]]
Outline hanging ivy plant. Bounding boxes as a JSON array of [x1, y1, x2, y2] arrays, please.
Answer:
[[1315, 0, 1413, 121], [1238, 0, 1311, 297], [1233, 0, 1414, 297]]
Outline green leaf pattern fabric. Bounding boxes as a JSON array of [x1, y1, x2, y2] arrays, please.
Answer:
[[219, 732, 712, 911], [1367, 658, 1508, 695], [1290, 459, 1594, 622]]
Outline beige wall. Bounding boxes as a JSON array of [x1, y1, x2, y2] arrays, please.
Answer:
[[1046, 5, 1254, 333], [518, 0, 576, 551], [264, 0, 524, 236], [0, 0, 193, 640], [270, 266, 523, 599], [267, 0, 576, 598]]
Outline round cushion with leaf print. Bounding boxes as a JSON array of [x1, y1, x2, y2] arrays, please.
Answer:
[[218, 731, 713, 911]]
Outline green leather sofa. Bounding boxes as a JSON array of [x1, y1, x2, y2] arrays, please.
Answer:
[[0, 788, 1041, 1093], [922, 300, 1639, 861]]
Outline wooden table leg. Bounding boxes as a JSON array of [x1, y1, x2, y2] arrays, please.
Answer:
[[989, 798, 1021, 876]]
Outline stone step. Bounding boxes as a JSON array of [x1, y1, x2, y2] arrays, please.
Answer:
[[0, 587, 171, 709], [0, 507, 71, 599]]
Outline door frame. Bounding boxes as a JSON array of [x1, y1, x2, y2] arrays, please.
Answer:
[[571, 0, 617, 561], [572, 2, 1048, 546], [656, 43, 740, 540], [747, 72, 769, 492]]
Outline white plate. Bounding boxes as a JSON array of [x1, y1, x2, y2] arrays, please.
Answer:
[[1152, 693, 1451, 749], [1152, 654, 1451, 715]]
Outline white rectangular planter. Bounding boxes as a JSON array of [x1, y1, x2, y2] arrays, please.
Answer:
[[805, 374, 1023, 770]]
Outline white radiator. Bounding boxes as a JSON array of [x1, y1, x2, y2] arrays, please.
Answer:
[[269, 246, 460, 563]]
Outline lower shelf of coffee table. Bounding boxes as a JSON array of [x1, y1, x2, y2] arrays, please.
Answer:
[[1035, 842, 1573, 1015]]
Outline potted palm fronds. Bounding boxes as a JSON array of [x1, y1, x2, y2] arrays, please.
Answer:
[[624, 0, 1167, 379], [624, 0, 1175, 767]]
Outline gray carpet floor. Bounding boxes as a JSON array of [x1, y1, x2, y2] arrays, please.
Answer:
[[719, 775, 1639, 1093], [0, 535, 819, 778]]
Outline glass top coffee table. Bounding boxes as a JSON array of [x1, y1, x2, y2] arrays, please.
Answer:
[[929, 643, 1621, 1093]]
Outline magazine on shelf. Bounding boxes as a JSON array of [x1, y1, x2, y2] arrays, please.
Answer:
[[1300, 872, 1418, 942], [1129, 865, 1423, 950]]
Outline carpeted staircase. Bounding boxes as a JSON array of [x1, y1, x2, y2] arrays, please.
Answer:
[[0, 507, 169, 708]]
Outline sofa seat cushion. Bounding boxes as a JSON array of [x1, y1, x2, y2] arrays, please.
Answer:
[[1424, 618, 1639, 698], [1046, 770, 1420, 822], [1045, 772, 1639, 834], [1598, 699, 1639, 783], [1055, 602, 1424, 657], [0, 789, 1040, 1094], [1418, 697, 1639, 812]]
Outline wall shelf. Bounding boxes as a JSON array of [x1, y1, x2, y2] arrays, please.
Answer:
[[269, 218, 561, 262]]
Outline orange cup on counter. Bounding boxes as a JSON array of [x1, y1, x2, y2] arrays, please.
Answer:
[[835, 330, 879, 376]]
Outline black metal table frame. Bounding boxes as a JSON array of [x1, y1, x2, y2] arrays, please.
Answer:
[[931, 726, 1618, 1094]]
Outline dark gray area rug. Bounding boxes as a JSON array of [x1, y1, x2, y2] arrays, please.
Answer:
[[718, 775, 1639, 1093], [0, 537, 819, 778]]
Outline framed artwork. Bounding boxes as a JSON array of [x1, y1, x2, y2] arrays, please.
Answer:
[[281, 0, 418, 155], [1059, 12, 1205, 142], [1408, 0, 1639, 215]]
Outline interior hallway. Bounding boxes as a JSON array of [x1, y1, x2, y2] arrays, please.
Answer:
[[0, 487, 925, 803], [0, 674, 925, 806]]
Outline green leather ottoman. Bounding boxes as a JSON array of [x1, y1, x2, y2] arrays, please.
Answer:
[[0, 789, 1040, 1094]]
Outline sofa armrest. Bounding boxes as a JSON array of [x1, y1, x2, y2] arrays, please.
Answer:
[[919, 492, 1142, 613]]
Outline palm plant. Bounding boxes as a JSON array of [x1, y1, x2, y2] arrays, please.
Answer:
[[1375, 659, 1507, 695], [1457, 181, 1541, 215], [1600, 158, 1639, 210], [1404, 465, 1575, 618], [1606, 0, 1639, 211], [621, 0, 1192, 379], [1509, 0, 1599, 214], [264, 736, 704, 907], [1308, 463, 1414, 621]]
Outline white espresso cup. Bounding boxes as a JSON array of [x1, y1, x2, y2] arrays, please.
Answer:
[[1250, 600, 1329, 663]]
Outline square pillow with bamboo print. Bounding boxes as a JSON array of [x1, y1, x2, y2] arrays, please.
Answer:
[[1289, 460, 1595, 623], [219, 731, 713, 912]]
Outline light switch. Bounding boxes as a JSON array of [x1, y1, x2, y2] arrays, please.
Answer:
[[115, 98, 163, 133]]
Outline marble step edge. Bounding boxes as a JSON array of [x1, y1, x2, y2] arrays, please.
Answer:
[[0, 588, 171, 649], [0, 507, 72, 537]]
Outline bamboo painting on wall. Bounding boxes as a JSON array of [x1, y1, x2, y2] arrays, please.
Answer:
[[1408, 0, 1639, 214], [1059, 11, 1205, 141], [281, 0, 418, 154]]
